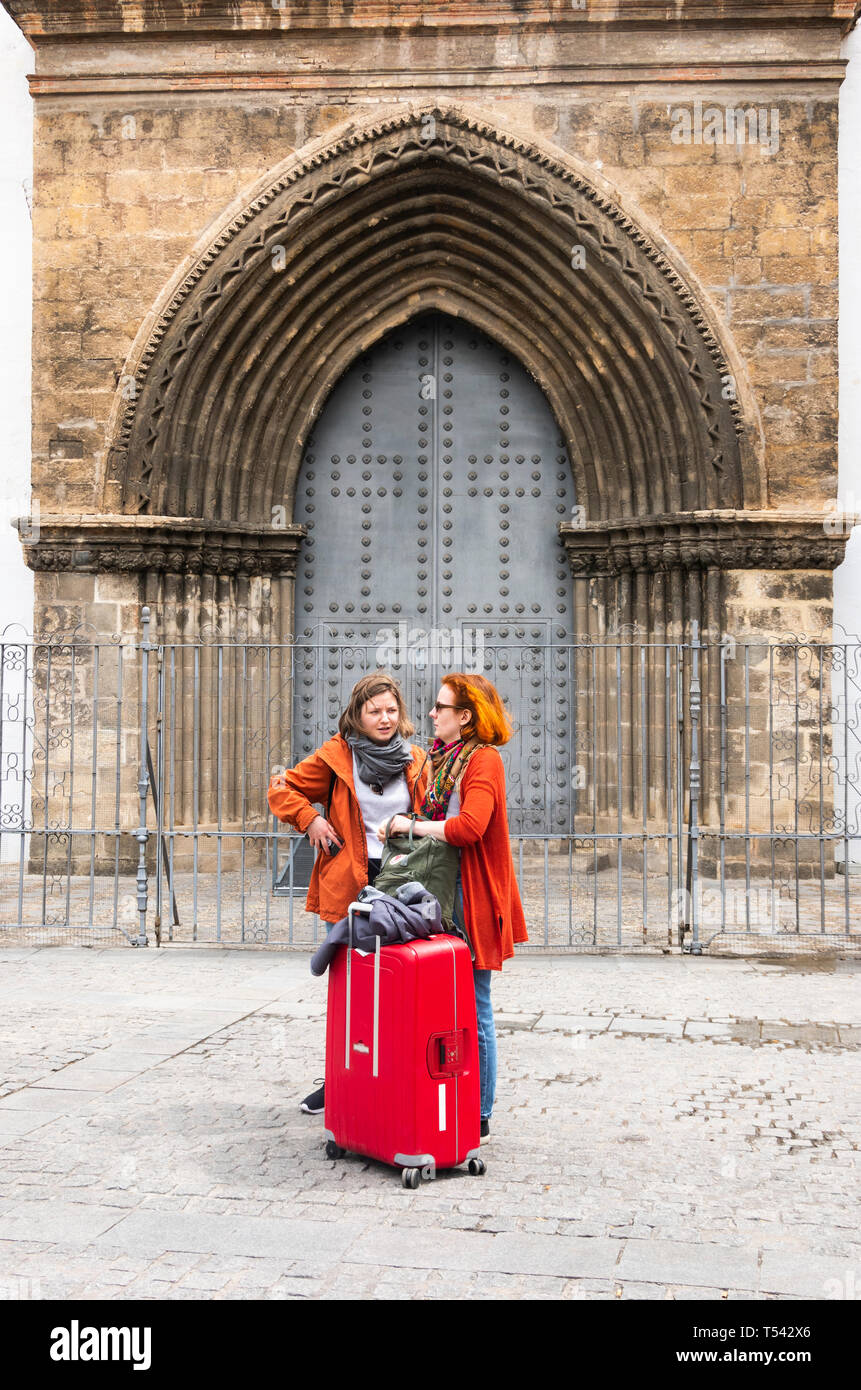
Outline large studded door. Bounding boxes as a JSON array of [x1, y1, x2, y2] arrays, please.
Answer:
[[291, 313, 577, 835]]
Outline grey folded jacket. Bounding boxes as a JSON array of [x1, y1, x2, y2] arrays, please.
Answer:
[[309, 881, 446, 976]]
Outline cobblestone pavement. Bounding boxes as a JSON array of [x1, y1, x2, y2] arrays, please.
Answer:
[[0, 945, 858, 1301]]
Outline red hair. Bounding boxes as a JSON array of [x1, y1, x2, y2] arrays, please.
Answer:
[[442, 673, 514, 747]]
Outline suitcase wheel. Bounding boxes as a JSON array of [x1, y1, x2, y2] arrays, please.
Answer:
[[401, 1167, 421, 1190], [468, 1158, 486, 1177], [325, 1140, 346, 1160]]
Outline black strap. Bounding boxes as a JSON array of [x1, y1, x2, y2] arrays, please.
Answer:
[[325, 769, 336, 820]]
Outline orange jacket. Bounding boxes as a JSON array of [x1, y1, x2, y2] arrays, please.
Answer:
[[442, 746, 528, 970], [267, 734, 429, 923]]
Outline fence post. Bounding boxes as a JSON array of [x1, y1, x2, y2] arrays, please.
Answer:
[[134, 605, 151, 947], [685, 619, 702, 954]]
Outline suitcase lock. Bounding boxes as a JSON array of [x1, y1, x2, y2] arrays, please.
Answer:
[[427, 1029, 465, 1079]]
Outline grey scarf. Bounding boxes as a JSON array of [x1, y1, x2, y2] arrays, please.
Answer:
[[346, 732, 413, 793]]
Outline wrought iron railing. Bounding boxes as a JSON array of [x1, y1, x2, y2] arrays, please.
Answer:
[[1, 610, 859, 953]]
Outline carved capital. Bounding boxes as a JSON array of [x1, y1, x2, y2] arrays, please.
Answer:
[[559, 511, 858, 577], [16, 515, 307, 579]]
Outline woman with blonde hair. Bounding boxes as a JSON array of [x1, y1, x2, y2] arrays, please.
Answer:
[[379, 671, 527, 1137], [269, 671, 428, 1114]]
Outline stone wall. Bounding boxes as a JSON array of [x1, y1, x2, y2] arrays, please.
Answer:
[[23, 10, 851, 591]]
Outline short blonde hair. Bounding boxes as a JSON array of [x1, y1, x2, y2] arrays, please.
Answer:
[[338, 672, 415, 740]]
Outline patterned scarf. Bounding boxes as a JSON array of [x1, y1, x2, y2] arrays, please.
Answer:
[[420, 736, 480, 821]]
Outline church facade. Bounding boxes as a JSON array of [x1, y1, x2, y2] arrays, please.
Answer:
[[4, 1, 859, 901]]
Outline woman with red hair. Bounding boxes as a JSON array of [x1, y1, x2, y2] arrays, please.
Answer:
[[379, 672, 528, 1137]]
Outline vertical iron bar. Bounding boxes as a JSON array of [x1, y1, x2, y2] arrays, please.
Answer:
[[134, 608, 151, 947], [616, 642, 622, 947], [665, 644, 672, 946], [719, 640, 727, 936], [264, 642, 273, 944], [41, 645, 51, 923], [687, 620, 701, 953], [794, 646, 800, 933], [17, 642, 31, 928], [543, 836, 549, 948], [192, 643, 200, 941], [640, 643, 647, 943], [241, 643, 248, 944], [88, 644, 99, 930], [112, 646, 123, 931], [216, 643, 223, 943], [744, 647, 752, 932], [155, 647, 165, 940], [844, 644, 850, 935], [591, 644, 598, 942], [65, 642, 75, 925], [169, 645, 177, 942], [818, 643, 825, 934], [676, 647, 684, 922]]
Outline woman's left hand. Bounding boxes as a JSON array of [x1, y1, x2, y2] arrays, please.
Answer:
[[377, 814, 413, 842]]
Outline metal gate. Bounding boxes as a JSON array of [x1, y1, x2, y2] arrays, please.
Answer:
[[2, 618, 859, 953]]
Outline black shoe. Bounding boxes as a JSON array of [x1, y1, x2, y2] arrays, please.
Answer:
[[480, 1118, 490, 1138], [300, 1083, 325, 1114]]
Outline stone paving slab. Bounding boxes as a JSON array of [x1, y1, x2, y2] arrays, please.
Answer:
[[342, 1227, 622, 1279], [95, 1211, 367, 1262], [609, 1017, 685, 1036], [0, 1202, 131, 1243], [759, 1250, 857, 1299], [30, 1069, 141, 1092], [0, 1110, 64, 1137], [533, 1014, 612, 1032], [0, 946, 857, 1300], [615, 1237, 759, 1289], [0, 1088, 97, 1112]]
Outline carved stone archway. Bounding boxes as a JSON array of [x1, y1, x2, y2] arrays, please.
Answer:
[[26, 102, 847, 640], [108, 103, 757, 534]]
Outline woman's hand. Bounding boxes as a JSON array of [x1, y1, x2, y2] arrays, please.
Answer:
[[306, 814, 343, 853], [377, 814, 413, 842]]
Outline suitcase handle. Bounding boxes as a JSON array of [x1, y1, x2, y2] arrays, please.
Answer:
[[426, 1028, 467, 1079], [346, 903, 380, 1079]]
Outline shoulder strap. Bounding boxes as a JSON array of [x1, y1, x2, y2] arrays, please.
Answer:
[[325, 769, 336, 819]]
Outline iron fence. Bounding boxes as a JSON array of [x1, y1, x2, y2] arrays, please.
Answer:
[[1, 610, 859, 953]]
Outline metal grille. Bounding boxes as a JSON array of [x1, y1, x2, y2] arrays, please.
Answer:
[[2, 618, 859, 954]]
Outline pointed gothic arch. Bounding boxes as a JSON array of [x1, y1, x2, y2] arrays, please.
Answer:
[[103, 102, 760, 535]]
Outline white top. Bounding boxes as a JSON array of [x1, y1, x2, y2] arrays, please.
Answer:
[[446, 785, 461, 819], [352, 752, 412, 861]]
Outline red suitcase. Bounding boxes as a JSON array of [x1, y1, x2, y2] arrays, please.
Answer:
[[322, 904, 485, 1187]]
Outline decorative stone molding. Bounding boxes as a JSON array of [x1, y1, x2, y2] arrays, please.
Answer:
[[559, 512, 858, 577], [16, 516, 306, 578], [6, 2, 859, 39]]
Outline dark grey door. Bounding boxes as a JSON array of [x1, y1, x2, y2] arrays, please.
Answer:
[[292, 313, 576, 835]]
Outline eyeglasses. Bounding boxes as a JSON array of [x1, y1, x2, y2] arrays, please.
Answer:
[[429, 702, 465, 714]]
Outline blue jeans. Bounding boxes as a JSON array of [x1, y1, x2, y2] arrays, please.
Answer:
[[453, 870, 497, 1121]]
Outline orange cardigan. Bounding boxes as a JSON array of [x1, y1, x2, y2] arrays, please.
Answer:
[[442, 746, 528, 970], [267, 734, 428, 924]]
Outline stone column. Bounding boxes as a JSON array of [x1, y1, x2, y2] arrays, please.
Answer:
[[19, 516, 305, 875], [560, 511, 855, 883]]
